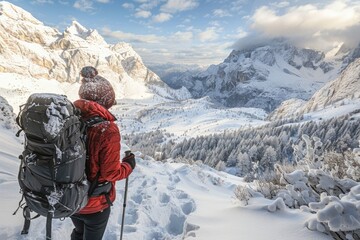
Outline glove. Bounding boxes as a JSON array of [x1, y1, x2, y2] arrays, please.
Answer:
[[122, 153, 136, 170]]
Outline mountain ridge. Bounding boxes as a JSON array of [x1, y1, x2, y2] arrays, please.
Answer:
[[0, 1, 190, 102], [173, 39, 359, 112]]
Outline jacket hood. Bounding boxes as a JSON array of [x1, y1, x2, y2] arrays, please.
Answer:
[[74, 99, 116, 121]]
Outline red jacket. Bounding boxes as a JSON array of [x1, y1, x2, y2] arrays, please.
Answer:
[[74, 99, 133, 214]]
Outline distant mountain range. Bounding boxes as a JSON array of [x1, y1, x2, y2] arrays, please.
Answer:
[[148, 63, 206, 89], [169, 39, 360, 112], [0, 0, 359, 123]]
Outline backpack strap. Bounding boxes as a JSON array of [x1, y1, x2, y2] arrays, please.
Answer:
[[13, 193, 40, 235], [21, 206, 40, 235], [83, 116, 106, 128], [83, 116, 106, 197], [21, 207, 31, 235], [104, 193, 113, 207], [15, 104, 25, 137], [83, 116, 113, 206], [88, 171, 101, 196], [46, 210, 53, 240]]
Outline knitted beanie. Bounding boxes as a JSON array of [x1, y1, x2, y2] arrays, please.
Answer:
[[78, 66, 116, 109]]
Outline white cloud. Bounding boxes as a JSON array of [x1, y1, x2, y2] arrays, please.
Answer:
[[172, 31, 193, 41], [198, 27, 219, 42], [236, 27, 248, 38], [139, 0, 162, 10], [73, 0, 93, 11], [102, 27, 165, 43], [226, 27, 248, 40], [59, 0, 70, 5], [122, 3, 135, 9], [31, 0, 54, 4], [176, 24, 186, 28], [253, 2, 360, 33], [244, 0, 360, 51], [209, 21, 220, 27], [101, 27, 228, 65], [153, 12, 172, 23], [160, 0, 199, 13], [73, 0, 110, 11], [213, 9, 232, 17], [160, 42, 230, 65], [137, 40, 229, 65], [102, 28, 192, 44], [135, 10, 152, 18], [186, 26, 195, 31], [270, 1, 290, 8], [182, 18, 192, 24], [230, 0, 247, 12]]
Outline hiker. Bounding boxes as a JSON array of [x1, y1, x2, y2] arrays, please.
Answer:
[[70, 66, 136, 240]]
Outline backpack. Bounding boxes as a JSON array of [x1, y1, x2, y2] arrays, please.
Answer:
[[13, 93, 109, 239]]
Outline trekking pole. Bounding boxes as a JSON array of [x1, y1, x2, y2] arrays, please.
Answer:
[[120, 150, 131, 240]]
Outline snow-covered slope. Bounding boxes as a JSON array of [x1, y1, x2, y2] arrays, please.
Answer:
[[0, 109, 331, 240], [267, 98, 306, 121], [0, 70, 267, 140], [116, 96, 267, 139], [174, 39, 358, 112], [0, 1, 190, 102]]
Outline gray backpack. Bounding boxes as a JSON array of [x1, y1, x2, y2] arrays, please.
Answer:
[[14, 93, 89, 239]]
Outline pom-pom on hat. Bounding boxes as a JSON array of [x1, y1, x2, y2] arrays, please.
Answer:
[[78, 66, 116, 109]]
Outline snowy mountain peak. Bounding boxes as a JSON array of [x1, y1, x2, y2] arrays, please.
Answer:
[[86, 29, 106, 45], [227, 41, 326, 71], [65, 20, 88, 36], [339, 43, 360, 67], [111, 42, 136, 55], [325, 43, 343, 57], [64, 20, 106, 45], [0, 1, 41, 25]]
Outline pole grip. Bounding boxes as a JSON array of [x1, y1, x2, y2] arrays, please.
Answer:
[[125, 150, 131, 157]]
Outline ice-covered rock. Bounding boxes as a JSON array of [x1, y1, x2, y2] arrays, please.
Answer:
[[0, 95, 17, 131]]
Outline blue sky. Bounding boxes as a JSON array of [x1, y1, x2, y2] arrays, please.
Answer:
[[6, 0, 360, 66]]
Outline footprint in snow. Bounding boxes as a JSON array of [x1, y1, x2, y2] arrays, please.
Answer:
[[123, 225, 137, 233], [181, 201, 196, 215], [124, 208, 139, 225], [159, 193, 171, 204], [131, 194, 143, 204]]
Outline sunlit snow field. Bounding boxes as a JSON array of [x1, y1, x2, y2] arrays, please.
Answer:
[[0, 73, 333, 240]]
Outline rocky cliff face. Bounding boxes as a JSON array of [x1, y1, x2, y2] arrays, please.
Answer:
[[0, 1, 189, 101], [268, 57, 360, 120], [299, 58, 360, 114], [174, 39, 357, 112]]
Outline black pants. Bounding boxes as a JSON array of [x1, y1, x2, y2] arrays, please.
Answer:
[[70, 207, 111, 240]]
